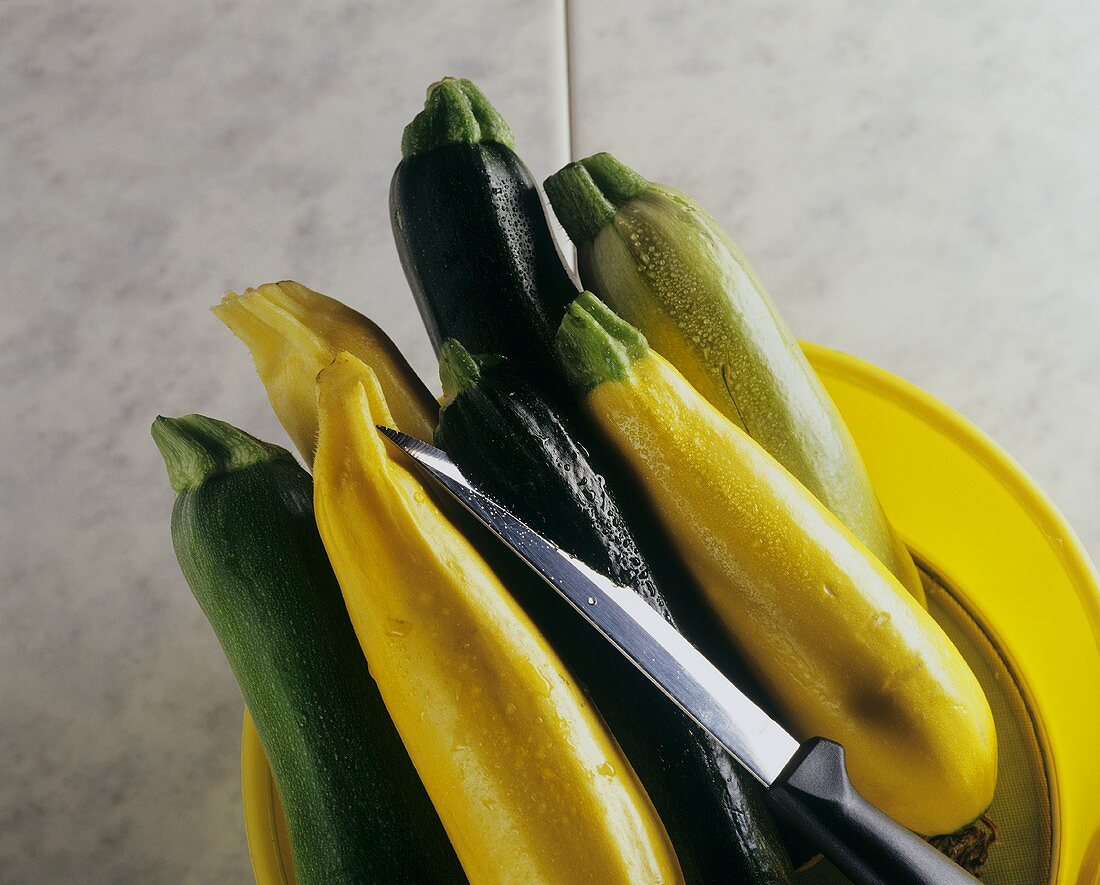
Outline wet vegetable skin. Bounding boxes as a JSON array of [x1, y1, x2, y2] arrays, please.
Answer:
[[545, 154, 924, 604], [436, 340, 792, 884], [313, 352, 684, 885], [152, 415, 463, 884], [555, 294, 997, 837], [391, 78, 577, 376]]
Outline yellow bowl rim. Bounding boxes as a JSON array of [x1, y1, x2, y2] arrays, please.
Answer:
[[802, 341, 1100, 640], [804, 341, 1100, 885]]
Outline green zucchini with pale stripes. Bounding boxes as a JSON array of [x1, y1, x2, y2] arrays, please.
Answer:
[[152, 414, 463, 885]]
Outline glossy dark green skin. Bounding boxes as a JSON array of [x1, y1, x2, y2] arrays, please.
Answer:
[[170, 457, 464, 885], [390, 141, 578, 373], [436, 359, 793, 885]]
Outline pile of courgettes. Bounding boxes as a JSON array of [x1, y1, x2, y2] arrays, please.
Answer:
[[155, 78, 997, 884]]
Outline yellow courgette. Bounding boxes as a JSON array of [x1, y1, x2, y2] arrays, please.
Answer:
[[544, 155, 924, 605], [312, 351, 683, 885], [213, 280, 437, 463], [554, 293, 996, 837]]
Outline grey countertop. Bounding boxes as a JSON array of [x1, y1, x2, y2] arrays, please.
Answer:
[[2, 1, 1097, 880]]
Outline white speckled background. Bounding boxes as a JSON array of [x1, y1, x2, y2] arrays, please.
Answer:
[[1, 1, 1096, 880]]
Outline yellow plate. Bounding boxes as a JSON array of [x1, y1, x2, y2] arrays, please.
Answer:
[[241, 343, 1100, 884]]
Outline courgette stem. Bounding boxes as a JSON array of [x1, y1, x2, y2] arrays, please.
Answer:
[[151, 414, 288, 492], [540, 163, 617, 246], [401, 77, 515, 159], [555, 291, 648, 392], [438, 339, 502, 402], [544, 154, 647, 245], [581, 152, 650, 207]]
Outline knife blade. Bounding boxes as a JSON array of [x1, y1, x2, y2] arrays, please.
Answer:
[[377, 425, 978, 885]]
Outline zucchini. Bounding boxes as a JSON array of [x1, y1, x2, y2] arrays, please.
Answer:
[[435, 339, 793, 884], [151, 414, 463, 884], [544, 154, 925, 604], [213, 280, 438, 465], [387, 79, 703, 632], [312, 352, 683, 884], [553, 294, 997, 837], [390, 78, 577, 372]]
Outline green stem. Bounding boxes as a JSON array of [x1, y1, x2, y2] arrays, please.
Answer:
[[544, 152, 649, 245], [401, 77, 515, 159], [151, 414, 291, 492], [579, 152, 649, 207], [438, 338, 504, 402], [553, 292, 649, 393]]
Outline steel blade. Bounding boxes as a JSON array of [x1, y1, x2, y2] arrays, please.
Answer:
[[377, 426, 799, 785]]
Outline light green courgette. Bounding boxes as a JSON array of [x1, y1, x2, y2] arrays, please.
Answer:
[[545, 154, 924, 603]]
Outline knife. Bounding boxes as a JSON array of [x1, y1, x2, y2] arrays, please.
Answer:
[[377, 426, 978, 885]]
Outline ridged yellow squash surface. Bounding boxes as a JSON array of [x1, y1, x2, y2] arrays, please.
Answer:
[[213, 280, 437, 464], [312, 351, 683, 885], [555, 294, 996, 837]]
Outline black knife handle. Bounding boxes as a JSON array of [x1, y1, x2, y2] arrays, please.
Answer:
[[768, 738, 979, 885]]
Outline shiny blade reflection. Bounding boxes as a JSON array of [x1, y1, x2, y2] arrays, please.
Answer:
[[377, 426, 799, 785]]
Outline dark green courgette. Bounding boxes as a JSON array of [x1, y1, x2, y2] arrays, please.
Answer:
[[435, 341, 793, 885], [152, 414, 464, 885], [390, 77, 577, 372], [388, 78, 684, 607]]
